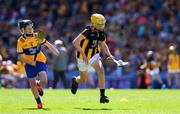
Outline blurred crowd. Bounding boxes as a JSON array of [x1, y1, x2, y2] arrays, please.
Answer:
[[0, 0, 180, 88]]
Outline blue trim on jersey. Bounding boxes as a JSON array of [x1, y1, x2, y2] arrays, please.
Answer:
[[23, 47, 40, 55], [25, 61, 47, 78], [22, 41, 46, 55]]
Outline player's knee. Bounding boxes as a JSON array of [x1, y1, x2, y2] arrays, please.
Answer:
[[39, 72, 48, 85]]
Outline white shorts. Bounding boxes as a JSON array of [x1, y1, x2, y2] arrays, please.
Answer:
[[77, 54, 100, 71], [168, 69, 180, 74], [150, 68, 160, 76]]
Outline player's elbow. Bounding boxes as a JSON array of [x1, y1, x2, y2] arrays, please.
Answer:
[[73, 41, 79, 49], [72, 40, 76, 47], [73, 35, 82, 48]]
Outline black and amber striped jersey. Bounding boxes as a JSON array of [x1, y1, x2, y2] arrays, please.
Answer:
[[77, 26, 106, 60]]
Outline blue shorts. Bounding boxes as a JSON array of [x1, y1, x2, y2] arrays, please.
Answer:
[[25, 62, 47, 78]]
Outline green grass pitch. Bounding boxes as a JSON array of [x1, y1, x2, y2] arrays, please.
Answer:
[[0, 89, 180, 114]]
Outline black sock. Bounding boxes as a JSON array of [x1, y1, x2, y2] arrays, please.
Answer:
[[35, 97, 41, 104], [100, 89, 105, 97]]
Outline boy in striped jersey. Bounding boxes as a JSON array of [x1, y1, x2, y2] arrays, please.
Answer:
[[71, 13, 128, 103]]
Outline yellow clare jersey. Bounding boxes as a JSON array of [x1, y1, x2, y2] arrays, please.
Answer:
[[17, 33, 47, 63], [168, 53, 179, 70]]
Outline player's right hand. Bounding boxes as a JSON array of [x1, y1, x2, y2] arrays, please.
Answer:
[[82, 53, 88, 64]]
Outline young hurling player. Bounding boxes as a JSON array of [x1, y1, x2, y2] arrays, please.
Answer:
[[71, 13, 128, 103], [167, 45, 180, 88], [140, 51, 166, 89], [17, 20, 60, 108]]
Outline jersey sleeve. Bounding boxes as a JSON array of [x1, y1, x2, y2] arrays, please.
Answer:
[[81, 29, 90, 39], [99, 31, 106, 42], [39, 38, 47, 49], [17, 39, 24, 54]]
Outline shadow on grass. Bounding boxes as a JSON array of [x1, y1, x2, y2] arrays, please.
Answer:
[[74, 107, 112, 110], [23, 108, 50, 111]]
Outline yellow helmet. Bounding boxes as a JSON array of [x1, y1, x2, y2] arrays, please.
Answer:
[[91, 13, 106, 30]]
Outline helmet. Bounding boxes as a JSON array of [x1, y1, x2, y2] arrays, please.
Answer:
[[146, 50, 154, 62], [146, 50, 153, 56], [54, 40, 63, 46], [18, 19, 33, 30], [91, 13, 106, 29], [169, 45, 175, 51]]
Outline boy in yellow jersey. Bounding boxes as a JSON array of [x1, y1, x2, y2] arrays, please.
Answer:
[[71, 13, 128, 103], [140, 51, 166, 89], [167, 45, 180, 88], [17, 20, 60, 108]]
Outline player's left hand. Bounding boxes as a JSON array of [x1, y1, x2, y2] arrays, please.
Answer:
[[35, 30, 46, 45]]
